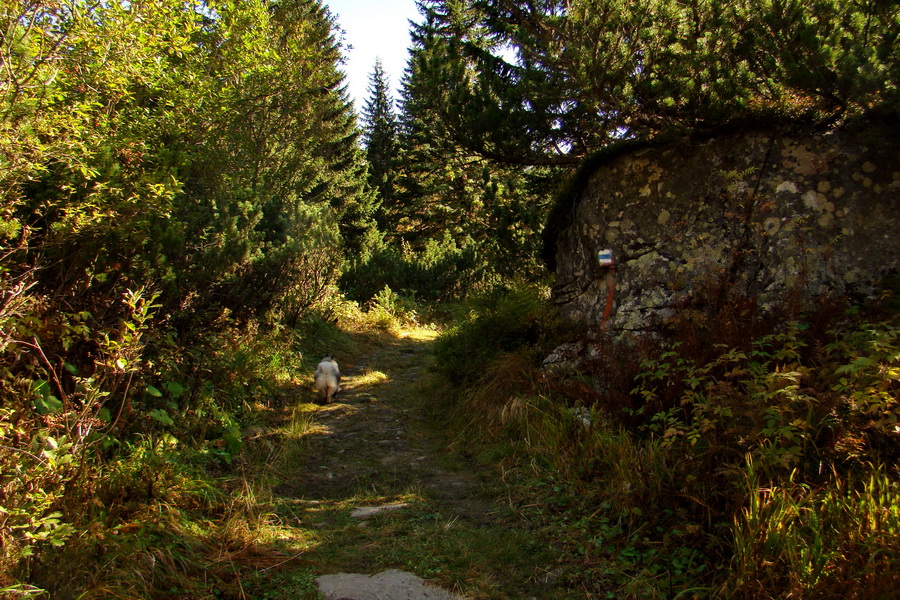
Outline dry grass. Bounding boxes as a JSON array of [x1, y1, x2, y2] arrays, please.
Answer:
[[457, 352, 546, 427]]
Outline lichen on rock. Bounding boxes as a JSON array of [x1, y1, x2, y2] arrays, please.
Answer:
[[550, 125, 900, 339]]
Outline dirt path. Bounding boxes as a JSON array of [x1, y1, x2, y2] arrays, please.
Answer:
[[257, 328, 555, 599], [275, 329, 489, 517]]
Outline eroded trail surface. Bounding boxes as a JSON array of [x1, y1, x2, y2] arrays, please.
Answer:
[[267, 329, 553, 599]]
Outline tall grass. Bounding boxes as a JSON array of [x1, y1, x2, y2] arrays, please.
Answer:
[[728, 464, 900, 599], [436, 288, 900, 597]]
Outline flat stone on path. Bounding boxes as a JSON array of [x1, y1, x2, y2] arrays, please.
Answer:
[[349, 502, 410, 520], [316, 569, 465, 600]]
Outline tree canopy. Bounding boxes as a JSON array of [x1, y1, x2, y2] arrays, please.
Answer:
[[2, 0, 374, 324], [361, 59, 398, 231], [408, 0, 900, 166]]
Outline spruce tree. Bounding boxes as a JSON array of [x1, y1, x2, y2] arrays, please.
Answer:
[[391, 8, 555, 283], [361, 59, 399, 232], [185, 0, 378, 314]]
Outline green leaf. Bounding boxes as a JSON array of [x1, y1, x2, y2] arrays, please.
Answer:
[[146, 385, 163, 397], [223, 424, 243, 454], [163, 381, 184, 398], [835, 356, 877, 375], [33, 379, 52, 397], [33, 380, 63, 414], [149, 409, 174, 426]]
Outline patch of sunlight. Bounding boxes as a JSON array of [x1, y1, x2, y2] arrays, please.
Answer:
[[399, 326, 440, 342], [198, 490, 325, 565], [237, 511, 324, 554], [283, 412, 322, 438], [354, 369, 390, 386], [348, 489, 426, 507], [316, 403, 358, 415], [291, 376, 313, 388]]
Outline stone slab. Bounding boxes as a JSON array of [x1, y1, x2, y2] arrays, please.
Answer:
[[316, 569, 465, 600], [349, 503, 410, 520]]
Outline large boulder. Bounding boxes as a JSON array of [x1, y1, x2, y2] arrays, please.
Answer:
[[551, 125, 900, 335]]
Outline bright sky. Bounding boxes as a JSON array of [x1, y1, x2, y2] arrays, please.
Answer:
[[324, 0, 422, 112]]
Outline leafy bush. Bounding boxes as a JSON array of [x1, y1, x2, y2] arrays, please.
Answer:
[[0, 0, 372, 590], [0, 303, 334, 595], [631, 318, 900, 477], [341, 234, 483, 304], [432, 284, 565, 383]]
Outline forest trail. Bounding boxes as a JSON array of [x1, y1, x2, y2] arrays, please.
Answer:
[[258, 327, 555, 600]]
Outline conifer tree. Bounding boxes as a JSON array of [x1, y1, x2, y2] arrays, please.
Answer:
[[177, 0, 377, 315], [411, 0, 900, 166], [389, 8, 555, 285], [2, 0, 376, 322], [361, 59, 399, 232]]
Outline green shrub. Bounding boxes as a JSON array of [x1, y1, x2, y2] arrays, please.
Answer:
[[433, 284, 564, 383], [341, 234, 491, 304], [631, 318, 900, 478]]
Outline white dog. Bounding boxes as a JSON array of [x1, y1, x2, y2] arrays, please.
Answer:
[[314, 356, 341, 403]]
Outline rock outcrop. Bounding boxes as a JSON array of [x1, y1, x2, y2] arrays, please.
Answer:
[[551, 125, 900, 335]]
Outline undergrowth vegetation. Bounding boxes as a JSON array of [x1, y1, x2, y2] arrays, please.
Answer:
[[433, 284, 568, 383], [436, 285, 900, 598], [0, 0, 405, 594], [0, 291, 412, 597], [3, 0, 898, 596]]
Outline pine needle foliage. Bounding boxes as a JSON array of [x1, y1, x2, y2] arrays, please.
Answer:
[[411, 0, 900, 166], [361, 59, 399, 232]]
